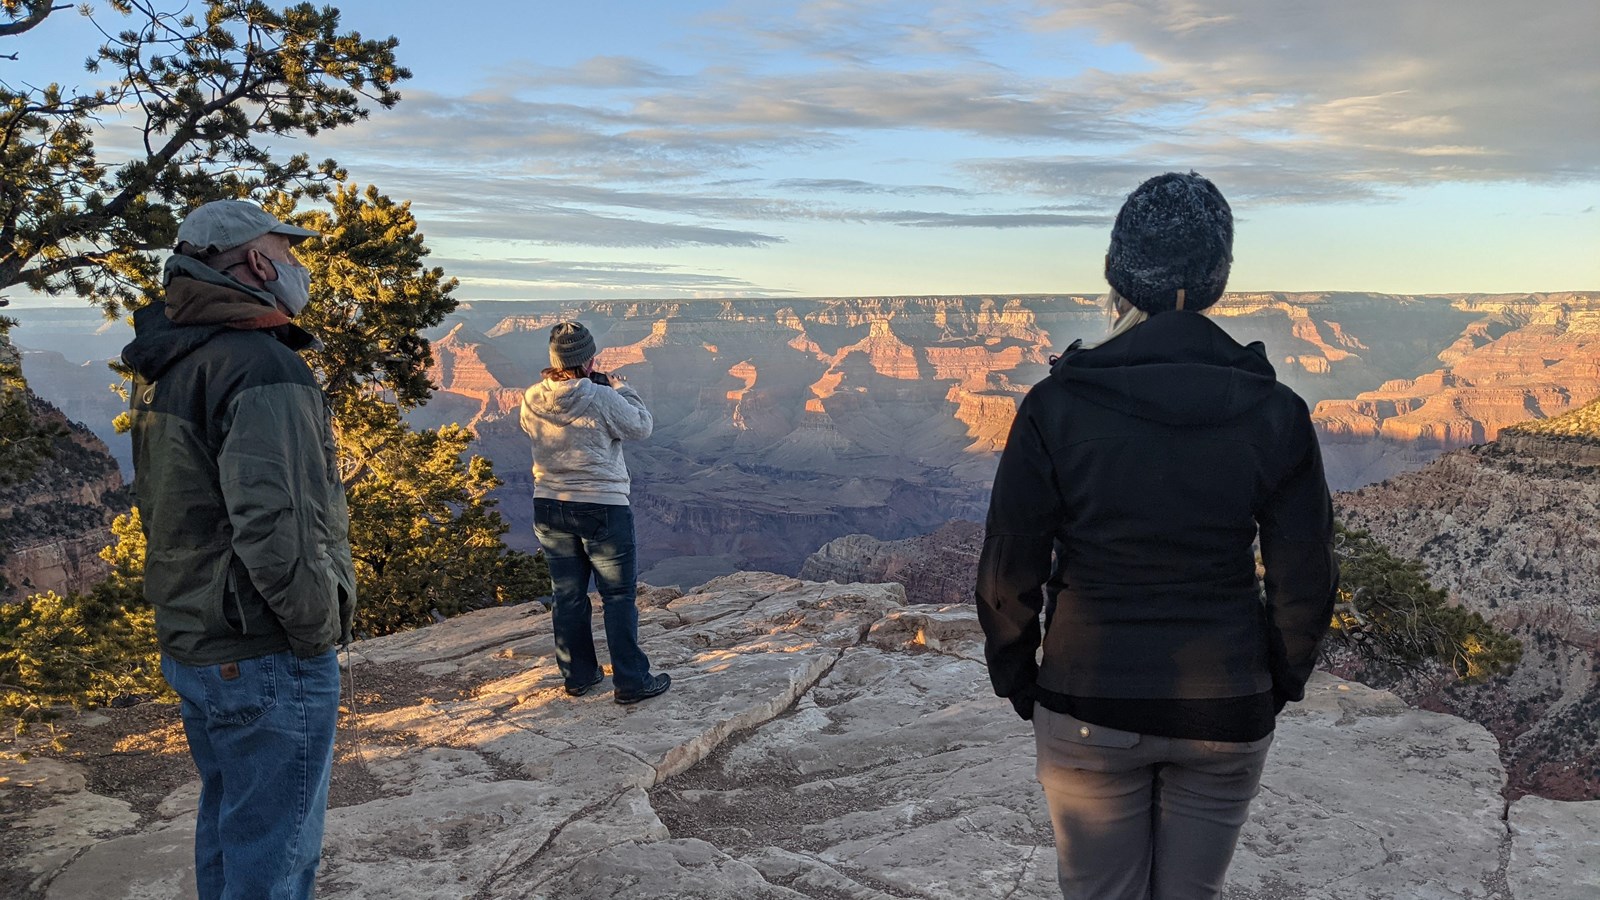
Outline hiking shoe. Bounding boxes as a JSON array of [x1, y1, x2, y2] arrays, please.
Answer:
[[615, 673, 671, 705], [564, 672, 605, 697]]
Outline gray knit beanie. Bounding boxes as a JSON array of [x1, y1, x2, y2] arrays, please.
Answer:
[[1105, 172, 1233, 314], [549, 321, 597, 369]]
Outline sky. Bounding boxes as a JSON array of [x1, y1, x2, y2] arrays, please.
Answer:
[[4, 0, 1598, 302]]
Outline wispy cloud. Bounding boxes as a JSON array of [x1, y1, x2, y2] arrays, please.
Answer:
[[322, 91, 834, 180], [700, 0, 1037, 66], [774, 178, 969, 197], [453, 209, 783, 249], [344, 167, 787, 248], [434, 256, 781, 298], [965, 152, 1389, 208], [876, 211, 1108, 228], [346, 164, 1097, 248], [488, 56, 685, 91], [626, 69, 1141, 142]]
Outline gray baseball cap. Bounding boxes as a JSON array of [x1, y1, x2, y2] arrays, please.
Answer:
[[175, 200, 320, 255]]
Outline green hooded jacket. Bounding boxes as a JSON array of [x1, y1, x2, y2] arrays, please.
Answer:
[[121, 255, 356, 665]]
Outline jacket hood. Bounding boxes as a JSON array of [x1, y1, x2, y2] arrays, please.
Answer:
[[122, 256, 317, 381], [122, 302, 229, 382], [522, 376, 599, 425], [1050, 310, 1279, 426]]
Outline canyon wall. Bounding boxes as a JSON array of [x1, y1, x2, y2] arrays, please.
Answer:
[[0, 391, 130, 602], [415, 291, 1600, 580], [1313, 293, 1600, 486], [416, 295, 1104, 581], [10, 348, 129, 473], [1336, 399, 1600, 800], [799, 519, 983, 607], [8, 291, 1599, 583]]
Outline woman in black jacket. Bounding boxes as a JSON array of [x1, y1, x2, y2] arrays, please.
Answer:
[[975, 172, 1338, 900]]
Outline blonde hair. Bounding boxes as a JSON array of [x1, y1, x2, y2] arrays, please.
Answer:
[[1094, 287, 1148, 347]]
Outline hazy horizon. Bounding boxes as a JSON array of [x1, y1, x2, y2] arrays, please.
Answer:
[[7, 286, 1600, 315]]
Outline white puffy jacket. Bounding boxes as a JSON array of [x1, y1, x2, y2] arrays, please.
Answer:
[[519, 376, 653, 505]]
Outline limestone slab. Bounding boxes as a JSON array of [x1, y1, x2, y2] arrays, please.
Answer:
[[155, 779, 201, 819], [1508, 795, 1600, 899], [866, 604, 987, 661], [1, 756, 142, 890], [355, 602, 552, 665], [521, 838, 809, 900], [1228, 675, 1508, 899], [43, 821, 195, 900], [22, 582, 1600, 900]]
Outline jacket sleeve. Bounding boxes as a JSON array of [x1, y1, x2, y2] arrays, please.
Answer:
[[218, 382, 340, 658], [1258, 412, 1339, 708], [604, 384, 653, 440], [975, 393, 1061, 702], [518, 389, 540, 439]]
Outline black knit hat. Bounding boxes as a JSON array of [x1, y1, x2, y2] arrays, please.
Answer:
[[1105, 172, 1233, 314], [549, 321, 598, 369]]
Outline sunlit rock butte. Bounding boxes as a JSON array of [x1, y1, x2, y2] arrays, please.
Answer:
[[409, 292, 1600, 581]]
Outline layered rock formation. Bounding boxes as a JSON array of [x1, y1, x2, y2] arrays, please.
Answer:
[[426, 296, 1102, 578], [429, 322, 539, 405], [11, 292, 1600, 583], [413, 292, 1599, 579], [800, 520, 983, 607], [1337, 398, 1600, 800], [8, 574, 1597, 899], [0, 391, 130, 601], [1313, 293, 1600, 486]]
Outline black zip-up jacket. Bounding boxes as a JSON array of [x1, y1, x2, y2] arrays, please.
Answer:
[[975, 311, 1337, 711]]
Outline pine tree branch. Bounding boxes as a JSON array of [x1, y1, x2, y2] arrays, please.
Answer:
[[17, 250, 124, 283], [0, 2, 71, 39]]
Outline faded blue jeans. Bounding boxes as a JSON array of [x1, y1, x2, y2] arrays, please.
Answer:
[[533, 498, 653, 694], [161, 648, 340, 900]]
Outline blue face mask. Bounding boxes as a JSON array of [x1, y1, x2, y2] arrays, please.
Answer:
[[264, 258, 312, 317]]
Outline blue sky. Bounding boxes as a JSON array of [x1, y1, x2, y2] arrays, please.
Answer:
[[5, 0, 1598, 301]]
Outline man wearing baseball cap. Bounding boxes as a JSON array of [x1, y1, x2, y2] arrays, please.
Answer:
[[122, 199, 356, 899]]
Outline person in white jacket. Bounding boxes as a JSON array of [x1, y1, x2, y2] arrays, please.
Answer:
[[520, 321, 670, 704]]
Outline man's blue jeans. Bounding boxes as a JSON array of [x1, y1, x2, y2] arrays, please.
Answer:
[[533, 498, 653, 694], [161, 648, 340, 900]]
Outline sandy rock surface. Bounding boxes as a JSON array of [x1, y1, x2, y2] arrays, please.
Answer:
[[1506, 796, 1600, 900], [7, 574, 1598, 899]]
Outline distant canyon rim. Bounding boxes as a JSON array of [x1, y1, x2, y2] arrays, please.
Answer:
[[423, 291, 1600, 583], [8, 290, 1599, 585]]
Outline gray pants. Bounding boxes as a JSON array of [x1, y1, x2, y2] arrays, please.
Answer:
[[1033, 706, 1273, 900]]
